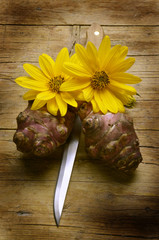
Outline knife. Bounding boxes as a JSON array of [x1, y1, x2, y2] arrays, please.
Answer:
[[53, 116, 81, 226], [53, 23, 103, 226]]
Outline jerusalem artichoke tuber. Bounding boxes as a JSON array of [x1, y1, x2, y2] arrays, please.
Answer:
[[13, 101, 76, 157], [78, 102, 142, 173]]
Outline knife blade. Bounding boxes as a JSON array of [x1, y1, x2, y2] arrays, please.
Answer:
[[53, 23, 103, 226], [53, 116, 81, 226]]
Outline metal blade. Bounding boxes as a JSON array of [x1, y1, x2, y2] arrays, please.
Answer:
[[53, 116, 81, 226]]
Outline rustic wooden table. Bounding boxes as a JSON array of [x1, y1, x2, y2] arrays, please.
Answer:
[[0, 1, 159, 239]]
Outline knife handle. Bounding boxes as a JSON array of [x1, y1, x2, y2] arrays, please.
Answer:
[[86, 23, 104, 49]]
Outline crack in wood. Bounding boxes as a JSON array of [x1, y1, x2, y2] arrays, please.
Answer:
[[93, 232, 159, 239], [13, 223, 159, 239], [142, 162, 159, 166], [0, 23, 159, 27], [140, 146, 159, 149], [16, 210, 32, 216]]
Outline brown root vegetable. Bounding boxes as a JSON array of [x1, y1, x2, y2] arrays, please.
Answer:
[[13, 101, 76, 157], [78, 102, 142, 173]]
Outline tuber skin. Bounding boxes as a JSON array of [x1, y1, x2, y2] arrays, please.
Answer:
[[13, 101, 76, 157], [78, 102, 142, 173]]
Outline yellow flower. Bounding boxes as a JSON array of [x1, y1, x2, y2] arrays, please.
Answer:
[[15, 48, 78, 116], [62, 36, 142, 114]]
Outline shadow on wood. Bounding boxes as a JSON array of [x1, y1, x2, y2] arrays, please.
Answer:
[[18, 146, 64, 179]]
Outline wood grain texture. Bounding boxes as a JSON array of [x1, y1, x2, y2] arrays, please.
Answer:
[[0, 0, 159, 239], [0, 0, 159, 26]]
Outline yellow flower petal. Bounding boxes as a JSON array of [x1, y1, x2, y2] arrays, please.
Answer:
[[15, 76, 49, 91], [114, 98, 125, 112], [100, 89, 118, 113], [103, 44, 121, 71], [83, 86, 94, 102], [108, 84, 127, 96], [110, 57, 135, 73], [98, 35, 111, 65], [63, 62, 91, 78], [110, 72, 142, 84], [61, 92, 77, 107], [108, 85, 134, 106], [39, 54, 55, 79], [94, 90, 108, 114], [87, 42, 98, 55], [36, 90, 56, 100], [47, 98, 58, 116], [70, 53, 81, 64], [91, 98, 100, 113], [31, 98, 47, 110], [108, 46, 128, 72], [23, 63, 48, 82], [60, 78, 90, 91], [86, 42, 99, 71], [75, 44, 93, 73], [56, 94, 67, 116], [23, 90, 39, 100], [54, 48, 69, 76], [110, 80, 137, 95], [71, 90, 85, 101], [87, 42, 98, 57], [107, 88, 125, 112], [118, 46, 128, 60]]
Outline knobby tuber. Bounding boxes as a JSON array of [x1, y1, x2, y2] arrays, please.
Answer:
[[13, 101, 76, 157], [78, 102, 142, 173], [13, 101, 142, 173]]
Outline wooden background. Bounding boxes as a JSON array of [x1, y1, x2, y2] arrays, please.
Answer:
[[0, 0, 159, 239]]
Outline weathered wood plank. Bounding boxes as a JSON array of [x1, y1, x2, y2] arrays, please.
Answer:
[[0, 177, 159, 239], [0, 25, 79, 62], [1, 224, 159, 240], [0, 26, 159, 62], [0, 0, 158, 26]]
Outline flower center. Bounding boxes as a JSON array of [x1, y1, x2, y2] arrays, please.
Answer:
[[91, 71, 109, 90], [49, 75, 64, 92]]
